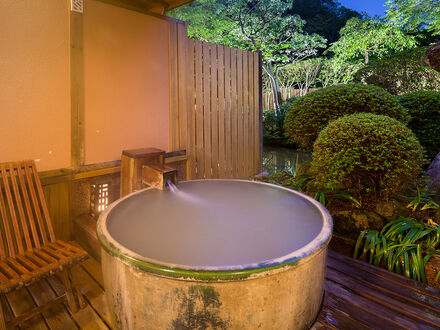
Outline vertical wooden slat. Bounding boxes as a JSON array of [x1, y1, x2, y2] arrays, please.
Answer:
[[230, 48, 238, 178], [0, 165, 24, 255], [236, 49, 244, 178], [224, 47, 232, 178], [242, 51, 249, 177], [24, 166, 48, 245], [203, 43, 212, 178], [195, 40, 204, 179], [0, 171, 14, 258], [169, 22, 179, 151], [7, 164, 32, 251], [217, 45, 226, 178], [254, 52, 261, 173], [29, 163, 56, 242], [15, 165, 41, 249], [177, 23, 188, 151], [248, 52, 255, 176], [210, 44, 219, 177], [43, 182, 71, 242], [187, 39, 196, 180]]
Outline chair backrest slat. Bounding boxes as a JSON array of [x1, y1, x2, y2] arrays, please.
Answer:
[[23, 163, 49, 245], [15, 163, 41, 249], [0, 161, 56, 258], [8, 163, 33, 251], [28, 161, 55, 242], [0, 182, 14, 258], [0, 165, 25, 255]]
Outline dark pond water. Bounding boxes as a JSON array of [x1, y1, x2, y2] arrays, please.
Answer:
[[262, 146, 312, 174]]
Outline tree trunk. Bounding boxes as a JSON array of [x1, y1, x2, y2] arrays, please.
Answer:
[[263, 63, 282, 114], [365, 50, 369, 64]]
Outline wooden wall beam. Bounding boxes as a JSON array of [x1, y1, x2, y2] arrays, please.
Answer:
[[70, 9, 85, 169]]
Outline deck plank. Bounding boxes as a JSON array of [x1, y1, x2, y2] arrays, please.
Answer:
[[46, 276, 109, 330], [316, 301, 370, 330], [326, 266, 440, 327], [6, 288, 48, 329], [71, 264, 112, 326], [327, 253, 440, 311], [80, 257, 104, 289], [324, 283, 406, 329], [328, 250, 440, 297], [26, 282, 78, 330]]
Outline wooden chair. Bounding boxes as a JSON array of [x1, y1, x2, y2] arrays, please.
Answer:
[[0, 160, 88, 329]]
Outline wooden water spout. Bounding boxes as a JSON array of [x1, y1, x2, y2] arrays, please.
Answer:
[[142, 164, 177, 190], [120, 147, 178, 196]]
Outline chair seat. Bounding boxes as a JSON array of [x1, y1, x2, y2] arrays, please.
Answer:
[[0, 241, 88, 294]]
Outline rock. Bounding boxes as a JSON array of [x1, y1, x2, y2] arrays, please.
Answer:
[[374, 200, 409, 221], [434, 209, 440, 224], [425, 255, 440, 290], [350, 210, 385, 231], [425, 42, 440, 72], [253, 171, 269, 178], [332, 210, 386, 240], [426, 152, 440, 192]]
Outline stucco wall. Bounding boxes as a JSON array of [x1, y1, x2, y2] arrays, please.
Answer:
[[0, 0, 171, 170], [0, 0, 71, 171], [83, 0, 170, 164]]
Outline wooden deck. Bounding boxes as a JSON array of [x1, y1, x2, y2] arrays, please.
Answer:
[[313, 251, 440, 329], [2, 250, 439, 329]]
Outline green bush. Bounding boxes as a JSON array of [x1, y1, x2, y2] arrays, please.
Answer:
[[397, 91, 440, 161], [284, 84, 409, 149], [311, 113, 424, 204], [263, 97, 296, 146], [354, 47, 440, 95]]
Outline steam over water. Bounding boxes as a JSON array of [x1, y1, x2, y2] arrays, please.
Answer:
[[106, 180, 324, 269]]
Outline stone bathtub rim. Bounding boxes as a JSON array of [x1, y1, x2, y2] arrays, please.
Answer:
[[97, 179, 333, 281]]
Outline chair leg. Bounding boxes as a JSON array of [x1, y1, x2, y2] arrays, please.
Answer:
[[0, 296, 6, 330], [69, 269, 86, 309], [60, 270, 78, 313]]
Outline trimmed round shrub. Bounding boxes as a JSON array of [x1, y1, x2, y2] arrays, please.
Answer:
[[397, 91, 440, 161], [311, 113, 424, 204], [284, 84, 410, 149]]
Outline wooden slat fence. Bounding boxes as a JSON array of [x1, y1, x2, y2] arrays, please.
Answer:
[[263, 87, 318, 110], [169, 21, 262, 180]]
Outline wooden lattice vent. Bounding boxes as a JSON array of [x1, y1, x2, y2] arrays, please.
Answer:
[[90, 181, 110, 219]]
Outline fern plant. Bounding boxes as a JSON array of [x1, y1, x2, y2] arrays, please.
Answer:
[[401, 187, 440, 212], [354, 217, 440, 283], [313, 190, 361, 208]]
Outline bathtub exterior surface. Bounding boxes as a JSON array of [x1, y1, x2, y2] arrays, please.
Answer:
[[98, 180, 332, 329], [101, 244, 327, 330]]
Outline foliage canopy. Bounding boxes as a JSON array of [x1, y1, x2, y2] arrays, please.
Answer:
[[385, 0, 440, 36], [327, 16, 417, 65], [354, 47, 440, 95], [169, 0, 326, 111]]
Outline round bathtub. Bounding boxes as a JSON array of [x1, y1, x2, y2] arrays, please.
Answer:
[[97, 180, 332, 329]]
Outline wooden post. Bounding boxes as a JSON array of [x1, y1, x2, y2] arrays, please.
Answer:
[[70, 6, 85, 169]]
